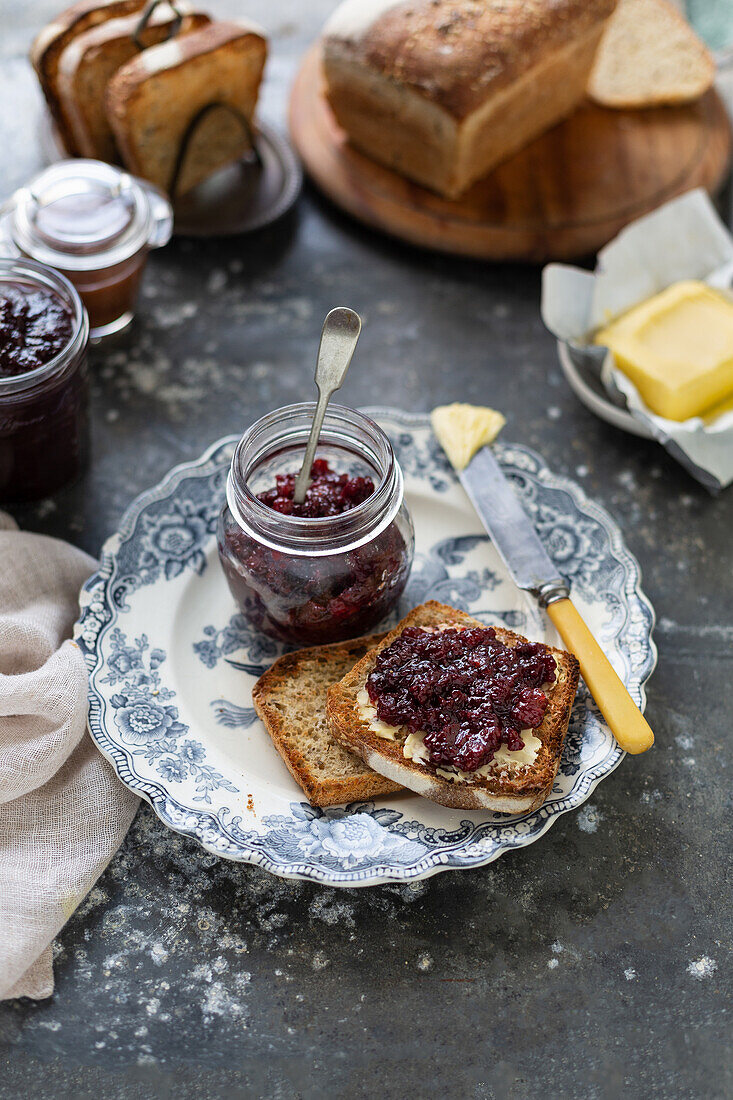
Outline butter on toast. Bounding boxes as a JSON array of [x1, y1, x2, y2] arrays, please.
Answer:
[[327, 601, 579, 813], [252, 633, 402, 808], [57, 5, 211, 162], [105, 20, 267, 195], [30, 0, 146, 154]]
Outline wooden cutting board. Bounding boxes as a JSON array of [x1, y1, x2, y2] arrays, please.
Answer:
[[289, 44, 732, 262]]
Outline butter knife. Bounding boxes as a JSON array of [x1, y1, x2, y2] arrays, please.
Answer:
[[459, 447, 654, 755]]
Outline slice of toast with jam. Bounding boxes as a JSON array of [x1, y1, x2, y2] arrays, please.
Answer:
[[327, 601, 579, 813]]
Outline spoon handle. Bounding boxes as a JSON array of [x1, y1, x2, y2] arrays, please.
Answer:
[[293, 307, 362, 504], [294, 386, 331, 504]]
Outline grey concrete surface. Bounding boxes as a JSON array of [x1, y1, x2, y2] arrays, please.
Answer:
[[0, 3, 730, 1098]]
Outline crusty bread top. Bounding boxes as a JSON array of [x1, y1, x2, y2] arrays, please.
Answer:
[[58, 3, 200, 78], [327, 601, 579, 799], [30, 0, 145, 79], [587, 0, 715, 108], [107, 18, 266, 86], [323, 0, 618, 120]]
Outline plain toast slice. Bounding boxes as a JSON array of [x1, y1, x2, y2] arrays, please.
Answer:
[[327, 601, 580, 813], [588, 0, 715, 108], [252, 633, 402, 808], [105, 20, 267, 195], [30, 0, 146, 154], [57, 5, 211, 162]]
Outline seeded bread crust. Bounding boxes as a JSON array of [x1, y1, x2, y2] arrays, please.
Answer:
[[30, 0, 146, 154], [322, 0, 617, 197], [252, 633, 402, 808], [105, 20, 267, 195], [326, 601, 579, 813], [324, 0, 618, 121]]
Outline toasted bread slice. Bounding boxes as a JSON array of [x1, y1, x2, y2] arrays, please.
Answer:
[[588, 0, 715, 108], [252, 633, 402, 808], [30, 0, 146, 154], [327, 601, 580, 813], [105, 20, 267, 195], [57, 5, 211, 162]]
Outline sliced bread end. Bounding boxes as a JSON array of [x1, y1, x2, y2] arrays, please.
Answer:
[[588, 0, 715, 108]]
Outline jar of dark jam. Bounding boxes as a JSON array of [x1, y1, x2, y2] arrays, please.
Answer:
[[0, 257, 89, 502], [0, 160, 172, 339], [218, 404, 415, 646]]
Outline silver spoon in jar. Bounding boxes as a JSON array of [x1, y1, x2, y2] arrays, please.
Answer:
[[292, 306, 362, 505]]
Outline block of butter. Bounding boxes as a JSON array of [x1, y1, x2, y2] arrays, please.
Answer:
[[595, 280, 733, 421]]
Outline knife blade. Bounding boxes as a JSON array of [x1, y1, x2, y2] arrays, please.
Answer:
[[459, 447, 568, 603], [458, 445, 654, 755]]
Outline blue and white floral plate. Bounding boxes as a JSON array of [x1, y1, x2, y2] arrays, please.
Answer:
[[75, 410, 656, 887]]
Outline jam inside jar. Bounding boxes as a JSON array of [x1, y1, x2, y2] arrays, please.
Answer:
[[0, 258, 90, 502], [218, 404, 415, 646]]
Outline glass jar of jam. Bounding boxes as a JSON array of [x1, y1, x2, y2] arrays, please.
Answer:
[[0, 159, 173, 339], [218, 404, 415, 646], [0, 257, 89, 502]]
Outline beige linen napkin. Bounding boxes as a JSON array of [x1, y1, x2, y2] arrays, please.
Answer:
[[0, 513, 139, 1000]]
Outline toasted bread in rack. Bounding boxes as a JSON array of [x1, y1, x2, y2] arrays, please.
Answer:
[[57, 4, 211, 162], [252, 633, 402, 808], [327, 601, 579, 813], [588, 0, 715, 108], [105, 20, 267, 195], [30, 0, 146, 154]]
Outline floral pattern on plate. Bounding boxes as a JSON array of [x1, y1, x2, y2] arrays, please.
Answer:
[[75, 410, 656, 886]]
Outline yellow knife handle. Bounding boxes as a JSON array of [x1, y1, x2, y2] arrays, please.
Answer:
[[546, 597, 654, 755]]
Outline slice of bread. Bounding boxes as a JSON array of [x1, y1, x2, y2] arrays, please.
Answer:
[[57, 6, 211, 162], [30, 0, 146, 154], [105, 20, 267, 195], [327, 601, 580, 813], [252, 633, 402, 808], [588, 0, 715, 108]]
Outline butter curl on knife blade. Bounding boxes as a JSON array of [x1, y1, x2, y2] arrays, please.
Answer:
[[431, 404, 654, 755]]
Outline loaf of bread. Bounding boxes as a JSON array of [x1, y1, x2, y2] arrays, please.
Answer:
[[57, 5, 211, 163], [105, 20, 267, 195], [30, 0, 146, 154], [322, 0, 618, 199]]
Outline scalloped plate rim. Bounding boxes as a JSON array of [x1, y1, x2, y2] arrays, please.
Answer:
[[75, 408, 657, 886]]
